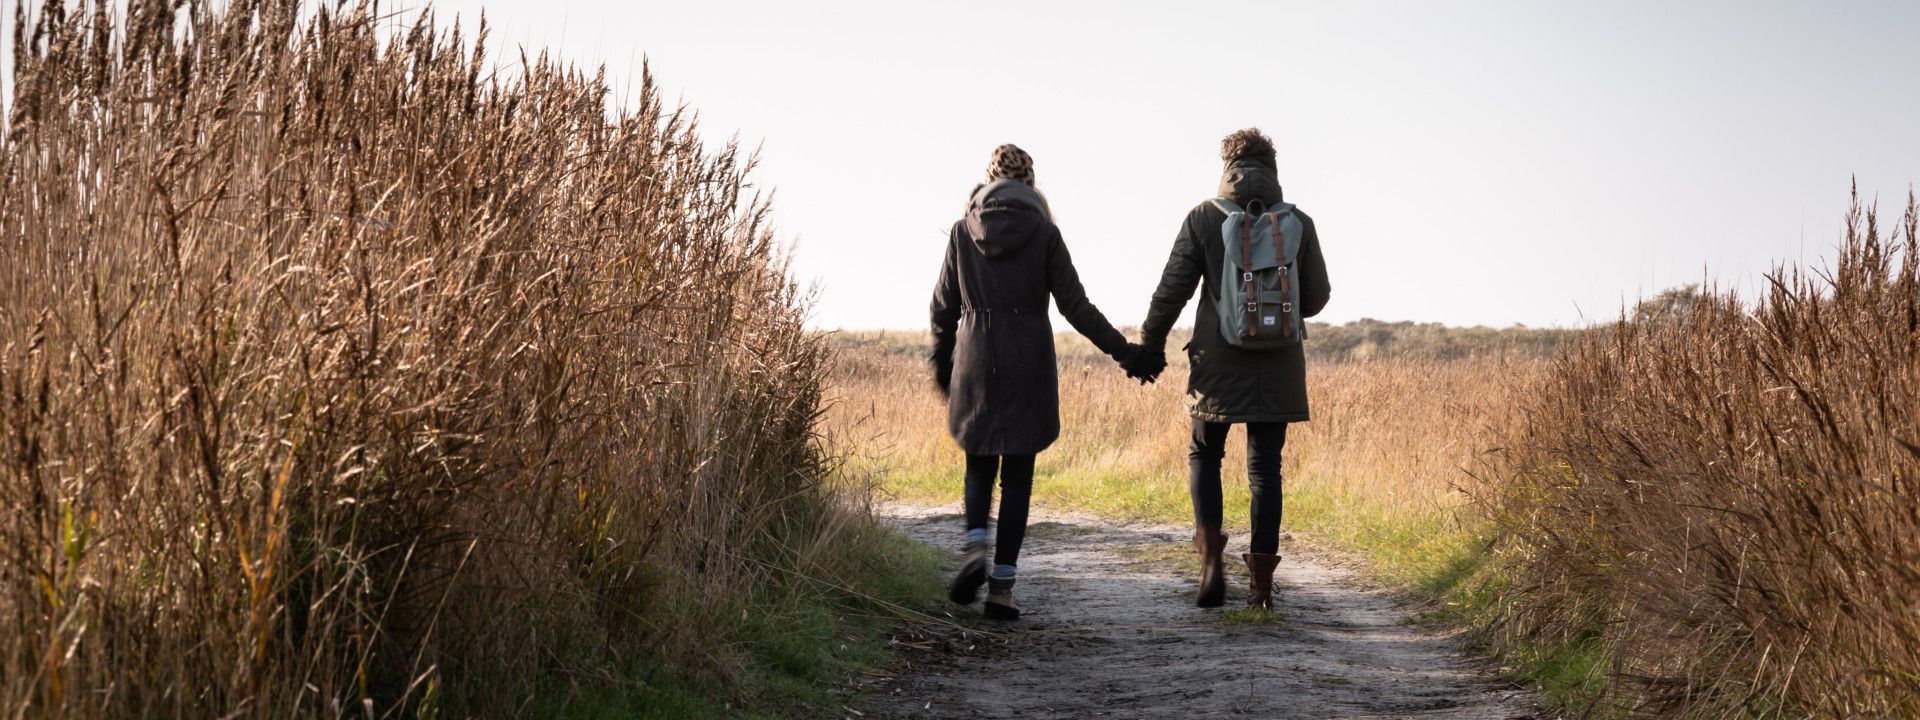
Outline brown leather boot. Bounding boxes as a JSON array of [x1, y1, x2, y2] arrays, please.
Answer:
[[984, 576, 1020, 620], [1195, 528, 1227, 608], [1243, 552, 1282, 609]]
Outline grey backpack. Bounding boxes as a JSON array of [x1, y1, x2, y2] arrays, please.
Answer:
[[1211, 197, 1305, 350]]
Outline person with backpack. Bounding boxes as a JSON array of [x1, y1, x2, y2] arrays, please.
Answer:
[[1122, 128, 1331, 609], [930, 144, 1150, 620]]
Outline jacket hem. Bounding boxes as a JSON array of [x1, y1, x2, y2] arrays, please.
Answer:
[[950, 435, 1060, 457]]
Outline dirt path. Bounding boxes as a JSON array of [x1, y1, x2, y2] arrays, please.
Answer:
[[847, 503, 1536, 720]]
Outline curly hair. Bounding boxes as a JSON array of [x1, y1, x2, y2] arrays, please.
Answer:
[[1220, 128, 1276, 167]]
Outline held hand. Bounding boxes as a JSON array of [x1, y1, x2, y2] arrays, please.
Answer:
[[1138, 349, 1167, 384], [1118, 343, 1167, 385]]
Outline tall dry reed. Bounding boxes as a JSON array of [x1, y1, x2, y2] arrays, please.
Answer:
[[2, 1, 860, 715], [1489, 190, 1920, 717]]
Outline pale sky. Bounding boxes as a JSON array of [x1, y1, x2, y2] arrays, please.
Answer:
[[8, 1, 1918, 329]]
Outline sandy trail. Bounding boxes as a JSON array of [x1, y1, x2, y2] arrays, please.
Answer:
[[847, 503, 1536, 720]]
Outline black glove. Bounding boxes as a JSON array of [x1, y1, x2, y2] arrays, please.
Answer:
[[932, 357, 953, 397], [1118, 343, 1167, 385]]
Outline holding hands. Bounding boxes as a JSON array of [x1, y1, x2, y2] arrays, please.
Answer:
[[1118, 343, 1167, 385]]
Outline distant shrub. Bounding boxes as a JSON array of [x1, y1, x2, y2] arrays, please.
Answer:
[[1300, 318, 1578, 363], [832, 320, 1579, 368]]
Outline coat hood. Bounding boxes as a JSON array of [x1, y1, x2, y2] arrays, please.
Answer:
[[963, 179, 1053, 259], [1217, 158, 1284, 209]]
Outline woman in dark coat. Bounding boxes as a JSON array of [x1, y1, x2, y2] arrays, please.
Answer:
[[929, 144, 1142, 619]]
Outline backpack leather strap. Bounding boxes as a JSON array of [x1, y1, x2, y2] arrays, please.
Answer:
[[1241, 219, 1258, 338], [1269, 214, 1294, 338]]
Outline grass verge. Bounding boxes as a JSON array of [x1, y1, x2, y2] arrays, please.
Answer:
[[528, 523, 944, 718]]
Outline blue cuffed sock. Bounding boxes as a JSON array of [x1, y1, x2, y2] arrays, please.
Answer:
[[966, 528, 989, 544], [992, 564, 1016, 580]]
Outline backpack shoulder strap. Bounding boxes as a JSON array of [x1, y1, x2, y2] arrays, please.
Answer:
[[1209, 197, 1242, 215]]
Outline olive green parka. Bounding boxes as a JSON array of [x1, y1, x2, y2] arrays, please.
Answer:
[[1140, 158, 1331, 423]]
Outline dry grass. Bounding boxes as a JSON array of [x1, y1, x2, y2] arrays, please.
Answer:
[[1, 2, 908, 716], [828, 330, 1540, 587], [1488, 190, 1920, 718]]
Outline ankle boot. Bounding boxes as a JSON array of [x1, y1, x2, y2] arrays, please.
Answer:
[[984, 577, 1021, 620], [1243, 552, 1282, 609], [1194, 527, 1228, 608], [947, 539, 988, 605]]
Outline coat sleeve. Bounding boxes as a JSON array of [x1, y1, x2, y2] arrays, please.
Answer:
[[929, 228, 963, 391], [1046, 228, 1131, 359], [1297, 214, 1331, 318], [1141, 208, 1208, 350]]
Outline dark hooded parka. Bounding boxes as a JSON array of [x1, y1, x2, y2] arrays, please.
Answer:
[[930, 180, 1132, 455], [1140, 158, 1331, 423]]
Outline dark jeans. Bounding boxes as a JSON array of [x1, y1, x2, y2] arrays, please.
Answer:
[[1189, 419, 1287, 555], [964, 454, 1036, 568]]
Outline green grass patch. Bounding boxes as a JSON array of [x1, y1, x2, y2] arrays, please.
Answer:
[[1215, 607, 1285, 627], [878, 465, 1214, 523], [1508, 634, 1614, 714], [526, 522, 944, 718], [1282, 486, 1489, 592]]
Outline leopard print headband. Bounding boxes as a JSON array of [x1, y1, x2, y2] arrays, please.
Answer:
[[987, 144, 1035, 185]]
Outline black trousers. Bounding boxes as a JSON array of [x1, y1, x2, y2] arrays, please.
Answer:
[[1189, 419, 1287, 555], [964, 453, 1036, 568]]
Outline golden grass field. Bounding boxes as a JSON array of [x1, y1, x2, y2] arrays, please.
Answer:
[[826, 331, 1542, 589]]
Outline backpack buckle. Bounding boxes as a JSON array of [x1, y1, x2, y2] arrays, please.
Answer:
[[1281, 302, 1294, 313], [1246, 301, 1260, 312], [1241, 271, 1253, 283]]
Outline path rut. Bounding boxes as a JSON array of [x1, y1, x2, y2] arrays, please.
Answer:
[[847, 503, 1537, 719]]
